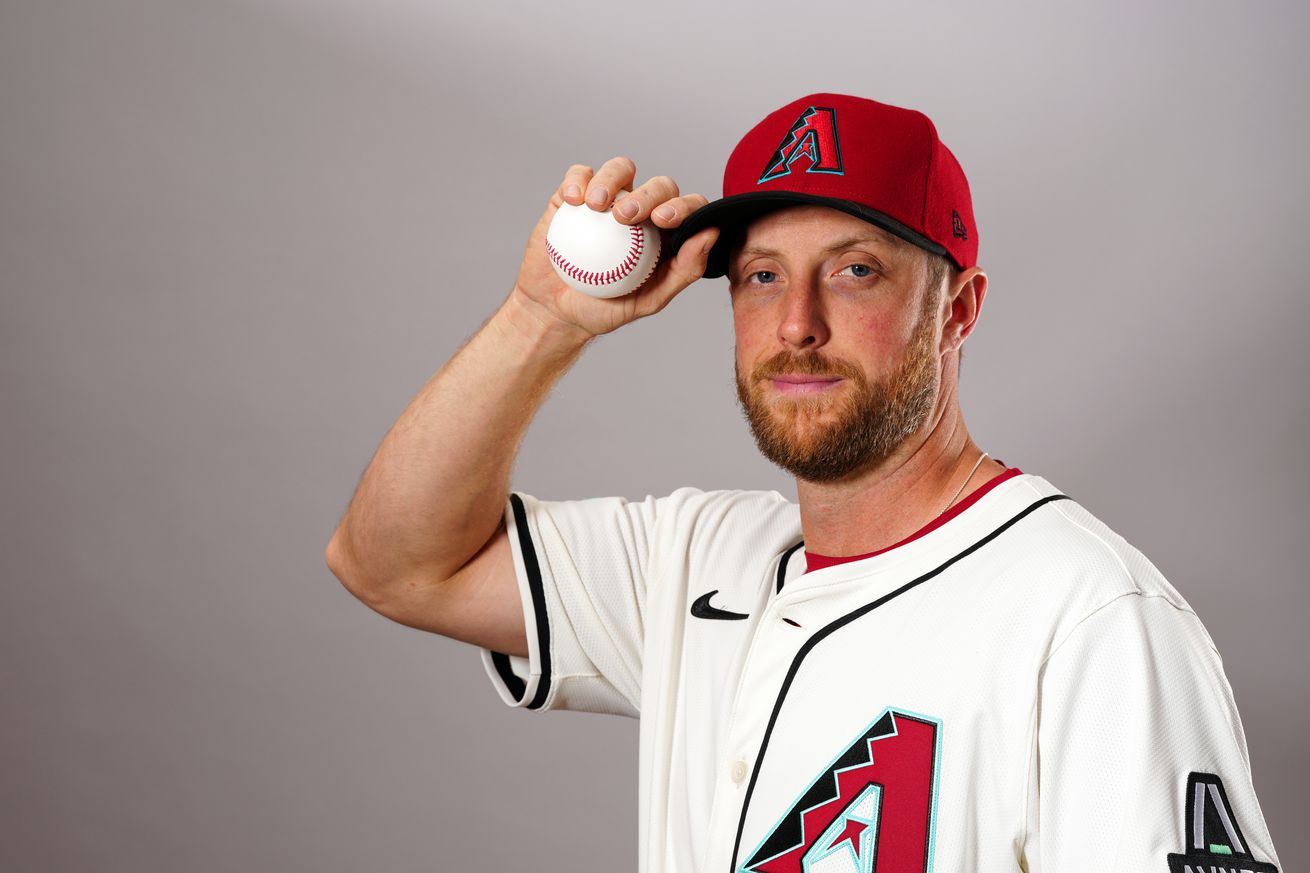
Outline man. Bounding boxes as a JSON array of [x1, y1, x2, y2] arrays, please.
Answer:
[[326, 94, 1280, 873]]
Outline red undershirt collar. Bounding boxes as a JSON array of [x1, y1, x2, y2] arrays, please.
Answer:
[[804, 466, 1023, 573]]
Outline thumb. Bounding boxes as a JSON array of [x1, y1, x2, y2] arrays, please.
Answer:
[[673, 226, 722, 284], [636, 226, 721, 316]]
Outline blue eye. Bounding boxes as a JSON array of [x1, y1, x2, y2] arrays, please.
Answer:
[[843, 263, 873, 278], [752, 270, 778, 284]]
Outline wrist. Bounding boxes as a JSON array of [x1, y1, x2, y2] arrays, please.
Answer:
[[496, 286, 595, 359]]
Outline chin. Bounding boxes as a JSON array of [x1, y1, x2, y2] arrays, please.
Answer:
[[762, 406, 853, 454], [767, 391, 848, 428]]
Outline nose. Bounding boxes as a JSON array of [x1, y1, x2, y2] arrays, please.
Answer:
[[776, 279, 830, 350]]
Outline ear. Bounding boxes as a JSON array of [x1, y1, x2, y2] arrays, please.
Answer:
[[939, 266, 987, 355]]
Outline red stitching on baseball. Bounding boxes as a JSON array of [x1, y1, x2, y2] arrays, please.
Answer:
[[548, 224, 646, 287]]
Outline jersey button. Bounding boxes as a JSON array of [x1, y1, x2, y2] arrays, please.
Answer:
[[730, 760, 748, 783]]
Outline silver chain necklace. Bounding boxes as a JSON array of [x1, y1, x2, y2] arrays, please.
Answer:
[[941, 451, 989, 516]]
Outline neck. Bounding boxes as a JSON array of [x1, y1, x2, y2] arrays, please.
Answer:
[[795, 372, 1006, 557]]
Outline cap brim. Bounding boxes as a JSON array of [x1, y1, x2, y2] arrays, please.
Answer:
[[669, 191, 951, 279]]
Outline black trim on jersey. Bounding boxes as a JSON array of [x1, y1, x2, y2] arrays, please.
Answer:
[[775, 541, 805, 594], [489, 651, 525, 701], [489, 494, 552, 710], [729, 493, 1072, 872]]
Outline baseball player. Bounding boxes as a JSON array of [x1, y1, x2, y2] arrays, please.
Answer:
[[326, 93, 1281, 873]]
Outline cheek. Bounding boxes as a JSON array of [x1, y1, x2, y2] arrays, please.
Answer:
[[853, 309, 906, 354], [731, 303, 772, 357], [838, 288, 916, 338], [841, 306, 924, 371], [854, 310, 894, 340]]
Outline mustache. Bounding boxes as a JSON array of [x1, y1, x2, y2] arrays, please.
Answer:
[[750, 350, 865, 383]]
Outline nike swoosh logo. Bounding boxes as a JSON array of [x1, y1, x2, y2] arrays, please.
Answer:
[[690, 590, 749, 621]]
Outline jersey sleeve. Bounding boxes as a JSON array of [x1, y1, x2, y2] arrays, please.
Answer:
[[479, 490, 663, 719], [1028, 593, 1280, 872]]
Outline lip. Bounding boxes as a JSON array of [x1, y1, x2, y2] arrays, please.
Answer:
[[768, 375, 843, 395]]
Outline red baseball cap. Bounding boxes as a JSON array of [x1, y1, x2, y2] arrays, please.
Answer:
[[672, 93, 978, 278]]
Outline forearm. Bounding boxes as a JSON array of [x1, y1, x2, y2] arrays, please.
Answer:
[[329, 287, 591, 590], [327, 154, 717, 604]]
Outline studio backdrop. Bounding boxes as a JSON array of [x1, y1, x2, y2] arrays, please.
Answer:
[[1, 1, 1305, 870]]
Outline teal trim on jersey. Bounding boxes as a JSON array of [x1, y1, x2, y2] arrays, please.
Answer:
[[739, 707, 943, 873], [896, 705, 943, 873], [922, 707, 943, 873], [1210, 844, 1233, 855]]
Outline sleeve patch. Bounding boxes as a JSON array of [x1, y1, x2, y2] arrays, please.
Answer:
[[1166, 772, 1277, 873]]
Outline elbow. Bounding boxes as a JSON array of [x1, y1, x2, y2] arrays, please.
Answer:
[[325, 525, 352, 581], [327, 526, 440, 621], [325, 529, 374, 604], [325, 529, 418, 617]]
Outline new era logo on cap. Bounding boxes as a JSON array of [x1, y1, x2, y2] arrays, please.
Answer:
[[672, 93, 978, 278]]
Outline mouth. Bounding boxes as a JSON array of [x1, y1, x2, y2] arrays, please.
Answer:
[[767, 374, 844, 396]]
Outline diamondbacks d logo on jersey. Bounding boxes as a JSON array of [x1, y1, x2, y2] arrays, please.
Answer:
[[759, 106, 844, 184], [1166, 772, 1278, 873], [741, 708, 941, 873]]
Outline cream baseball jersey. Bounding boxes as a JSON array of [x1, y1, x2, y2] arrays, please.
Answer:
[[480, 471, 1280, 873]]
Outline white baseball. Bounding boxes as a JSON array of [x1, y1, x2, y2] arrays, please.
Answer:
[[545, 201, 661, 298]]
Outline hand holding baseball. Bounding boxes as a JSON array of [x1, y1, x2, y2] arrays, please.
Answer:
[[512, 157, 719, 338], [547, 202, 661, 299]]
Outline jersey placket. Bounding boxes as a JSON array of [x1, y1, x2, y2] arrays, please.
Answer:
[[702, 562, 899, 873]]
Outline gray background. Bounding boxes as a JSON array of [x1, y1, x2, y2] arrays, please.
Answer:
[[2, 0, 1305, 869]]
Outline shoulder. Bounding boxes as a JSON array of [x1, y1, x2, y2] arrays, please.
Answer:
[[511, 486, 801, 553], [648, 486, 801, 543], [632, 487, 802, 584], [983, 474, 1199, 631], [657, 485, 797, 520]]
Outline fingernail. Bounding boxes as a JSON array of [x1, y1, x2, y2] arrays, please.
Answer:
[[653, 205, 675, 223], [616, 198, 638, 220], [587, 186, 609, 208], [564, 184, 581, 200]]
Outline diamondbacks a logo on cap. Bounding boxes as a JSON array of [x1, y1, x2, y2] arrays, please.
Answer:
[[740, 708, 940, 873], [759, 106, 844, 184], [1166, 772, 1278, 873]]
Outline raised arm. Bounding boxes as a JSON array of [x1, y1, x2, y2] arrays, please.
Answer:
[[325, 158, 717, 656]]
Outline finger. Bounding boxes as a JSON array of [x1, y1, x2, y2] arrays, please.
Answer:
[[585, 156, 637, 211], [669, 225, 720, 282], [648, 193, 710, 229], [635, 226, 721, 316], [556, 164, 594, 207], [612, 175, 680, 224]]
